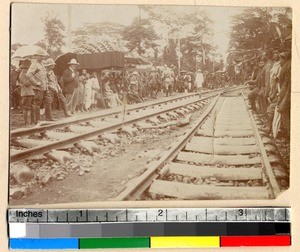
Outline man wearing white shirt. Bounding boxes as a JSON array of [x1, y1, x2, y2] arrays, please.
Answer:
[[195, 69, 204, 92]]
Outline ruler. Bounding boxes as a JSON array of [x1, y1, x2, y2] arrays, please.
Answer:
[[8, 208, 291, 249]]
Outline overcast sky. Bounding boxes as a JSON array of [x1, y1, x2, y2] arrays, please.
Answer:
[[11, 3, 244, 59]]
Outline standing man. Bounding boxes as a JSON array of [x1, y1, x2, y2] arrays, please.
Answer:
[[258, 52, 273, 117], [149, 67, 158, 98], [277, 51, 291, 138], [247, 58, 266, 112], [26, 56, 54, 122], [195, 69, 204, 92], [190, 69, 195, 91], [170, 64, 177, 92], [162, 64, 173, 96], [78, 69, 88, 112], [265, 51, 282, 133], [11, 64, 22, 110], [62, 58, 80, 114], [77, 75, 85, 112], [45, 58, 71, 118], [18, 59, 34, 125]]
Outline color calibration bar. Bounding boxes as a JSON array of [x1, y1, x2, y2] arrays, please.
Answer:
[[9, 222, 291, 249], [10, 222, 290, 238], [10, 236, 291, 249]]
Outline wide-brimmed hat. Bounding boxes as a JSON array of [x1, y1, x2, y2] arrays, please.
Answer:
[[68, 58, 79, 65], [44, 58, 56, 67]]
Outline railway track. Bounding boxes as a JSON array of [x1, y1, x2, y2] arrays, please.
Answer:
[[10, 88, 228, 164], [11, 89, 223, 139], [115, 88, 282, 201]]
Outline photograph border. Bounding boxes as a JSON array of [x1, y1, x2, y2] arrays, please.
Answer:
[[1, 0, 300, 251]]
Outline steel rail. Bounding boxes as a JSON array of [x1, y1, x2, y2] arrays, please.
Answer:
[[241, 91, 280, 198], [11, 88, 224, 139], [114, 86, 262, 201], [10, 88, 224, 140], [114, 95, 221, 201], [11, 93, 218, 163], [10, 94, 196, 139]]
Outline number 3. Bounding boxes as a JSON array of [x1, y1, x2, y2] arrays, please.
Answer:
[[238, 209, 243, 216]]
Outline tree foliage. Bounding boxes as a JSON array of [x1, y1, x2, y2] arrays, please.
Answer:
[[141, 6, 217, 71], [122, 18, 158, 56], [42, 13, 66, 58], [227, 8, 292, 82], [35, 41, 47, 50], [72, 22, 125, 50], [180, 12, 215, 71], [162, 39, 178, 66], [229, 7, 292, 51]]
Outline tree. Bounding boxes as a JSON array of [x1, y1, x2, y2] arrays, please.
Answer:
[[122, 18, 158, 56], [162, 39, 178, 66], [42, 13, 66, 58], [229, 7, 292, 52], [35, 41, 47, 50], [180, 12, 215, 71], [72, 22, 126, 50], [139, 5, 191, 66], [228, 7, 292, 81], [141, 6, 216, 70]]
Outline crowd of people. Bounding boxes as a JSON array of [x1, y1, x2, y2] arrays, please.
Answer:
[[11, 57, 102, 125], [116, 65, 206, 100], [10, 50, 291, 139], [11, 61, 210, 127], [98, 65, 207, 104], [247, 49, 291, 139]]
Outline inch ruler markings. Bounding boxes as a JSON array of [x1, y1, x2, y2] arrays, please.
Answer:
[[9, 208, 290, 222], [8, 208, 291, 249]]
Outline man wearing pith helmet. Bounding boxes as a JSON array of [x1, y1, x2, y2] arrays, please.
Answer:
[[26, 55, 54, 122], [62, 58, 80, 114], [45, 58, 71, 118]]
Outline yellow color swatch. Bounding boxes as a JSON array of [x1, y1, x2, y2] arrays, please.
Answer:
[[150, 236, 220, 248]]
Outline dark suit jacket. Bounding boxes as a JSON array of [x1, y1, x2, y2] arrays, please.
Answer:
[[62, 68, 79, 94]]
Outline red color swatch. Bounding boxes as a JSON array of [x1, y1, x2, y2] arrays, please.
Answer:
[[221, 236, 291, 247]]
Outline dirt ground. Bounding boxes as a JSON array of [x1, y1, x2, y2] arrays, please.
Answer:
[[9, 89, 290, 205], [10, 101, 206, 205]]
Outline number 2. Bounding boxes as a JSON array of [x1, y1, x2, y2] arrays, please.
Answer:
[[158, 209, 163, 216]]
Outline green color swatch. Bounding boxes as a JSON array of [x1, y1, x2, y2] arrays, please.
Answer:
[[79, 237, 150, 249]]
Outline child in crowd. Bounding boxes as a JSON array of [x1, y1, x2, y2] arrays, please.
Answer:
[[84, 73, 92, 110], [90, 72, 100, 110]]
